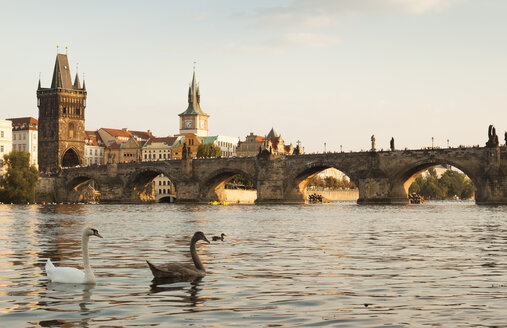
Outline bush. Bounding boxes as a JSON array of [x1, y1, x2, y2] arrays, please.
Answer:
[[0, 151, 39, 204]]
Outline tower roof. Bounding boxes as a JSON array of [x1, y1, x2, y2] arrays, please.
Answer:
[[179, 68, 208, 117], [74, 73, 81, 89], [267, 127, 280, 138], [51, 54, 74, 89]]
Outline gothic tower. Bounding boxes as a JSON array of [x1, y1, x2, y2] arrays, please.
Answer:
[[178, 68, 209, 136], [37, 52, 86, 172]]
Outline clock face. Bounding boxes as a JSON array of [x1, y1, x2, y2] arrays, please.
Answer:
[[200, 120, 204, 128], [185, 120, 192, 128]]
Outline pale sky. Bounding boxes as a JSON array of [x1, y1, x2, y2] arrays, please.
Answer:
[[1, 0, 506, 152]]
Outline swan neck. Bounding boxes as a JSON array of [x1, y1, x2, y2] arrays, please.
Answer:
[[190, 237, 205, 272], [82, 233, 95, 282]]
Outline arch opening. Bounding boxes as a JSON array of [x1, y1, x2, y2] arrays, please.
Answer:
[[202, 171, 257, 204], [62, 148, 80, 168], [288, 166, 358, 203], [128, 170, 176, 203], [404, 164, 476, 202], [67, 176, 100, 203]]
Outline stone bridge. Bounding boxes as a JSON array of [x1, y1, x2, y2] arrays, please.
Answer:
[[38, 146, 507, 205]]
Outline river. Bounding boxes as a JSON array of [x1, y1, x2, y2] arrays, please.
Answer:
[[0, 202, 506, 327]]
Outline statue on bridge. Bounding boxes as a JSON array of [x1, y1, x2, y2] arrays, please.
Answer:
[[486, 124, 499, 148], [182, 143, 188, 159], [505, 131, 507, 147], [390, 137, 395, 151], [371, 135, 376, 152]]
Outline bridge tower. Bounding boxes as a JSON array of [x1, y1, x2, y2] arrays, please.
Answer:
[[178, 67, 209, 137], [37, 51, 87, 172]]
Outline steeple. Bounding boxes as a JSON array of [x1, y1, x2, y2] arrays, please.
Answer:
[[73, 64, 81, 89], [82, 73, 86, 90], [38, 73, 41, 90], [179, 67, 208, 116], [50, 54, 73, 89]]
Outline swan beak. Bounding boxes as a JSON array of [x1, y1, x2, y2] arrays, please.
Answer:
[[203, 236, 210, 244], [94, 231, 103, 238]]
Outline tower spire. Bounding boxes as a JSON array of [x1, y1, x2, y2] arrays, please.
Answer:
[[38, 72, 41, 90], [73, 63, 81, 89]]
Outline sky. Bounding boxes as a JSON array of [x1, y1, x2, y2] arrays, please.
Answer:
[[0, 0, 506, 153]]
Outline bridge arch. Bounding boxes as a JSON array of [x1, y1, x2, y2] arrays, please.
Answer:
[[200, 168, 257, 203], [284, 161, 359, 203], [390, 157, 480, 201], [66, 175, 101, 203], [126, 168, 177, 203]]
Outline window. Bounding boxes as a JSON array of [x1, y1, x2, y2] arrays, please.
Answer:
[[0, 145, 3, 152], [0, 131, 3, 138], [23, 134, 26, 140], [13, 134, 16, 140]]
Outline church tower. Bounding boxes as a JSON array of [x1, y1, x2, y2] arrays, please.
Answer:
[[37, 51, 86, 172], [178, 68, 209, 136]]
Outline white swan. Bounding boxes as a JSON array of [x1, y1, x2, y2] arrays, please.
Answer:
[[45, 227, 103, 284]]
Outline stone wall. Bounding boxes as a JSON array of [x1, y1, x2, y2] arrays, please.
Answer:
[[223, 189, 257, 204], [312, 189, 359, 201]]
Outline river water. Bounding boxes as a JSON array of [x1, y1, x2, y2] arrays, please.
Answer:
[[0, 202, 506, 327]]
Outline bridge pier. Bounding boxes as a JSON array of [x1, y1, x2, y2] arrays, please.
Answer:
[[356, 177, 409, 205]]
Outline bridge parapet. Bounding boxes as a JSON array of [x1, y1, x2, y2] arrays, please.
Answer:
[[35, 146, 507, 205]]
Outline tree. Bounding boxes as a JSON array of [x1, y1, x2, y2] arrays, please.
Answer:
[[0, 151, 39, 204], [196, 143, 222, 158], [408, 167, 476, 200], [228, 174, 254, 189]]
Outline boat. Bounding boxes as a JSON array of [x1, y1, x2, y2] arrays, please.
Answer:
[[409, 193, 425, 204], [208, 201, 229, 205]]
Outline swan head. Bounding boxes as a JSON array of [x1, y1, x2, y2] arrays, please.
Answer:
[[221, 233, 226, 238], [194, 231, 210, 244], [83, 227, 103, 239]]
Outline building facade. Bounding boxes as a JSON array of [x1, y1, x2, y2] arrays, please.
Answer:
[[0, 120, 13, 176], [203, 135, 240, 157], [178, 69, 209, 137], [142, 137, 178, 162], [7, 117, 38, 168], [37, 53, 87, 172], [237, 128, 301, 157], [84, 131, 105, 166], [153, 174, 175, 202]]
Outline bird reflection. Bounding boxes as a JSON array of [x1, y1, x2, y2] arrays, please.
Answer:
[[39, 282, 96, 327], [149, 277, 203, 308]]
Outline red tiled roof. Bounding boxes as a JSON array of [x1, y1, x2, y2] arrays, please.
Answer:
[[145, 137, 177, 146], [270, 137, 280, 149], [102, 128, 132, 138], [108, 142, 123, 150], [7, 117, 38, 130], [256, 136, 265, 142], [85, 130, 105, 146], [130, 130, 154, 140]]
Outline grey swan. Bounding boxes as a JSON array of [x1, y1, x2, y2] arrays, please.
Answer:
[[146, 231, 210, 279], [212, 233, 226, 241]]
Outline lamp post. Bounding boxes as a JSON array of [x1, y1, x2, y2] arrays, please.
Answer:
[[324, 142, 327, 153], [340, 145, 343, 152], [447, 139, 450, 148], [432, 137, 434, 149]]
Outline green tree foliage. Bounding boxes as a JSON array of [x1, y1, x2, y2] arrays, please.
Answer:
[[0, 151, 39, 204], [307, 175, 357, 190], [196, 143, 222, 158], [408, 167, 475, 200], [227, 174, 254, 189]]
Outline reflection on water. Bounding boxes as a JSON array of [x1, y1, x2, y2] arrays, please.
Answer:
[[0, 202, 506, 326]]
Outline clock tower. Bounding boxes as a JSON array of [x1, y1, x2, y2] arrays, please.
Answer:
[[178, 68, 209, 136]]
